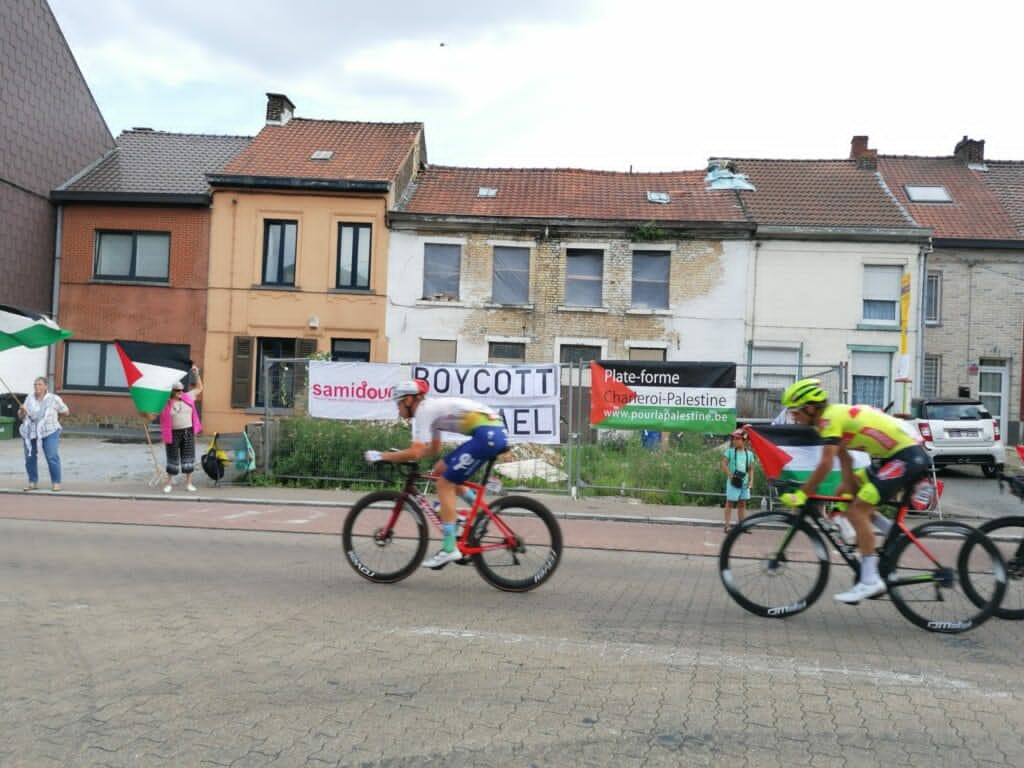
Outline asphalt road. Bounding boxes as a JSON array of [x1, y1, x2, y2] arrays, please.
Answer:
[[2, 518, 1022, 768]]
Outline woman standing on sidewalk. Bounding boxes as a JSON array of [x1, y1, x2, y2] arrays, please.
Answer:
[[18, 376, 69, 491], [159, 367, 202, 493]]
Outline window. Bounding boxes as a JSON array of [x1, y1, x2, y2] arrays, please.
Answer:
[[423, 243, 461, 299], [559, 344, 601, 365], [420, 339, 457, 362], [750, 345, 800, 389], [255, 338, 296, 408], [631, 251, 669, 309], [628, 347, 666, 361], [905, 185, 952, 203], [862, 265, 901, 324], [262, 220, 297, 286], [337, 223, 371, 290], [565, 249, 603, 307], [331, 339, 370, 362], [492, 246, 529, 305], [922, 355, 940, 398], [95, 231, 169, 281], [63, 341, 131, 391], [646, 191, 670, 204], [489, 342, 526, 363], [851, 350, 891, 408], [925, 272, 941, 324]]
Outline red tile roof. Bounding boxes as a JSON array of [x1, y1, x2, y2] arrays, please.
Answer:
[[876, 156, 1020, 240], [222, 118, 423, 183], [732, 159, 919, 230], [399, 166, 747, 223], [978, 162, 1024, 237]]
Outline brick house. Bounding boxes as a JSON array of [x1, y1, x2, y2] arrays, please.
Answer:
[[50, 130, 250, 427], [0, 0, 113, 389], [202, 95, 426, 432], [872, 136, 1024, 441]]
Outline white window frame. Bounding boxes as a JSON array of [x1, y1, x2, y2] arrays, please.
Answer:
[[924, 271, 941, 325], [862, 265, 902, 326]]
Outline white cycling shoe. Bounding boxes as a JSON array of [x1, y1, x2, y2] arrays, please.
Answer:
[[834, 580, 886, 604], [422, 546, 465, 569]]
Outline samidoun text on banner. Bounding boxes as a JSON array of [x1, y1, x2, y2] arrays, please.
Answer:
[[308, 362, 405, 420], [412, 364, 559, 444], [589, 360, 736, 435]]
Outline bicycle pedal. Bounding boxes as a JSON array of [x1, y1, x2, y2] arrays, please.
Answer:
[[454, 557, 471, 566], [429, 562, 450, 571]]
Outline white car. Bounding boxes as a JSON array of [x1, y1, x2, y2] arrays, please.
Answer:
[[903, 397, 1004, 477]]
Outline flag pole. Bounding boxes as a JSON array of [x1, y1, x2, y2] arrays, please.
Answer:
[[0, 374, 24, 408], [140, 414, 165, 487]]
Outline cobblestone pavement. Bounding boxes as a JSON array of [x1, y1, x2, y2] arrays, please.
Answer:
[[2, 519, 1022, 768]]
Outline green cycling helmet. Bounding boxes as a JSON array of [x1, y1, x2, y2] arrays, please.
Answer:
[[781, 378, 829, 408]]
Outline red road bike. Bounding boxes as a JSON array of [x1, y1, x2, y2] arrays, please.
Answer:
[[342, 454, 562, 592]]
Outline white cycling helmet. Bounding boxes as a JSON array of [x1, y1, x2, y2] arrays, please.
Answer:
[[390, 379, 429, 401]]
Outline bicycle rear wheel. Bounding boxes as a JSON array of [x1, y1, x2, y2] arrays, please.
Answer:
[[719, 512, 830, 618], [883, 521, 1006, 633], [967, 516, 1024, 620], [341, 491, 429, 583], [467, 496, 562, 592]]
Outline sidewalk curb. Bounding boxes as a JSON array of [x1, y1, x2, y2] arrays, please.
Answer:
[[0, 488, 725, 527]]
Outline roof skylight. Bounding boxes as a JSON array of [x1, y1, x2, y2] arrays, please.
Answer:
[[905, 184, 952, 203], [646, 191, 670, 204], [478, 187, 498, 198], [310, 150, 334, 161]]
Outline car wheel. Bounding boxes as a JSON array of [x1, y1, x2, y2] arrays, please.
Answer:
[[981, 463, 1002, 478]]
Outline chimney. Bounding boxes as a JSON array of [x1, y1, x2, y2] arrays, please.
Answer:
[[954, 136, 985, 164], [265, 93, 295, 126], [850, 135, 877, 170]]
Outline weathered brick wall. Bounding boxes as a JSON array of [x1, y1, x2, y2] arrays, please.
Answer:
[[0, 0, 114, 311], [926, 247, 1023, 436]]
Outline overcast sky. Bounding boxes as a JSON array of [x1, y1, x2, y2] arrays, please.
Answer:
[[48, 0, 1024, 172]]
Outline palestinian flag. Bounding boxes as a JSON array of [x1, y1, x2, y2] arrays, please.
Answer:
[[0, 304, 72, 351], [745, 425, 870, 495], [114, 340, 191, 414], [589, 360, 736, 434]]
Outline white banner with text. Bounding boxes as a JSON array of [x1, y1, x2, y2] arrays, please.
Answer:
[[307, 361, 405, 420]]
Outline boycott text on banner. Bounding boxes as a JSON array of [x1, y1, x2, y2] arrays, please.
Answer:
[[411, 364, 560, 444], [589, 360, 736, 434], [308, 362, 405, 419]]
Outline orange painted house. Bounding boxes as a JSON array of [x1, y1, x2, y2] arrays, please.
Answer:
[[201, 94, 425, 432]]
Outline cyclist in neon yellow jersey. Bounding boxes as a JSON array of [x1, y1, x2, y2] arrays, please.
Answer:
[[778, 378, 931, 604], [365, 379, 508, 569]]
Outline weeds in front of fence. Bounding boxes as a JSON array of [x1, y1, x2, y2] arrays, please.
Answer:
[[265, 416, 772, 506]]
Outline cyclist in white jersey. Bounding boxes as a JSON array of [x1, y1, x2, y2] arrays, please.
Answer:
[[365, 379, 508, 568]]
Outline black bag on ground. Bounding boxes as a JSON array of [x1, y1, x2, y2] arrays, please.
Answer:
[[201, 450, 224, 481]]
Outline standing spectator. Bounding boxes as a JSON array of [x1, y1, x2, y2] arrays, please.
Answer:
[[722, 428, 756, 533], [18, 376, 70, 491], [159, 366, 203, 493]]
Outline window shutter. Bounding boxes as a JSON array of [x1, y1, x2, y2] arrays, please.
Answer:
[[231, 336, 253, 409]]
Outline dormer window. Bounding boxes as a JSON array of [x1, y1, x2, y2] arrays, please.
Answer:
[[478, 187, 498, 198], [310, 150, 334, 161], [905, 185, 951, 203], [646, 191, 670, 204]]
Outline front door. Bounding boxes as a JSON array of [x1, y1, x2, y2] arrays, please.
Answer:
[[978, 358, 1008, 432]]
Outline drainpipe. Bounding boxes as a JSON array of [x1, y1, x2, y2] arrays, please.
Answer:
[[48, 205, 63, 389]]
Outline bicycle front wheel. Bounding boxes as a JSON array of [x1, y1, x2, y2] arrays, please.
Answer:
[[719, 512, 830, 618], [883, 522, 1006, 633], [341, 491, 429, 584], [968, 516, 1024, 620], [467, 496, 562, 592]]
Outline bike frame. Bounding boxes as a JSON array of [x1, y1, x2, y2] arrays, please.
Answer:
[[387, 456, 516, 557], [780, 491, 946, 584]]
